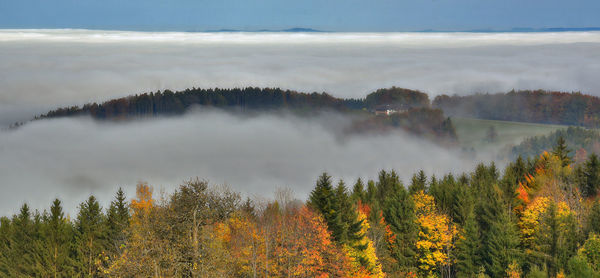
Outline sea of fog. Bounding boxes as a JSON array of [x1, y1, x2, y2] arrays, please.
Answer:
[[1, 29, 599, 215]]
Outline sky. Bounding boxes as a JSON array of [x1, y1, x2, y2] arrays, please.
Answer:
[[1, 0, 600, 31]]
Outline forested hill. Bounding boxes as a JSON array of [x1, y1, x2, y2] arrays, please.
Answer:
[[39, 86, 433, 120], [35, 87, 457, 142], [433, 90, 600, 127], [39, 87, 365, 120], [511, 127, 600, 162]]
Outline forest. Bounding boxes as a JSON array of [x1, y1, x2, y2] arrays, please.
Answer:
[[511, 127, 600, 162], [433, 90, 600, 128], [38, 87, 430, 120], [1, 138, 600, 278], [34, 87, 456, 142]]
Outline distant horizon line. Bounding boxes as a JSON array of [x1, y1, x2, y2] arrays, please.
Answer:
[[2, 26, 600, 33]]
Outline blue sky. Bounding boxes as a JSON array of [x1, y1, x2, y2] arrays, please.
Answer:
[[1, 0, 599, 31]]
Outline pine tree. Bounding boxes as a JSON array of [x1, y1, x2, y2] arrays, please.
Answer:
[[552, 136, 571, 167]]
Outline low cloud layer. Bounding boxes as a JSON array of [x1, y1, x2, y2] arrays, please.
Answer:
[[1, 30, 600, 125], [0, 110, 487, 216], [0, 30, 597, 215]]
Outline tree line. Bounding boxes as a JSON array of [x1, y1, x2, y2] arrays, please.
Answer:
[[35, 87, 456, 141], [511, 127, 600, 162], [2, 139, 600, 277], [39, 87, 432, 121], [433, 90, 600, 128]]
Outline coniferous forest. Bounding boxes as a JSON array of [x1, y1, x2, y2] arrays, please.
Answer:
[[2, 138, 600, 278]]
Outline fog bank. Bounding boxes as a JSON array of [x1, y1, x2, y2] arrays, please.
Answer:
[[0, 110, 487, 216], [2, 30, 600, 125]]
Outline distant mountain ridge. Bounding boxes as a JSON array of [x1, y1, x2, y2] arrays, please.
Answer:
[[202, 27, 326, 33], [199, 27, 600, 33]]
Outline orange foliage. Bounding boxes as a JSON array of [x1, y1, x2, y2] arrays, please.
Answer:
[[218, 205, 353, 277], [130, 182, 153, 213]]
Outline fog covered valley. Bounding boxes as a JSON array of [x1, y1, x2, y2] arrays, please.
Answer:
[[3, 29, 600, 278]]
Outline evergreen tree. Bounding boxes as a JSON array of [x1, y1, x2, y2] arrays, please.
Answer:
[[309, 174, 353, 244], [40, 199, 75, 277], [485, 211, 521, 278], [588, 200, 600, 235], [583, 153, 600, 198], [351, 178, 366, 203], [5, 204, 38, 276], [409, 170, 427, 194], [309, 173, 335, 218], [552, 136, 571, 167], [382, 181, 417, 271], [75, 196, 106, 277], [455, 212, 482, 277], [334, 180, 364, 245], [106, 188, 129, 255], [0, 217, 11, 275]]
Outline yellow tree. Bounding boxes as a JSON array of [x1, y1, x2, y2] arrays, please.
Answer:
[[344, 205, 385, 278], [413, 191, 458, 278], [103, 182, 176, 277]]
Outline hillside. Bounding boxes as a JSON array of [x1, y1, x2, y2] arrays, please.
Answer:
[[434, 90, 600, 128], [36, 87, 456, 142], [452, 117, 566, 154]]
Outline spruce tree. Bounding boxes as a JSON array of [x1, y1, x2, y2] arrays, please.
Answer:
[[485, 210, 521, 278], [7, 204, 37, 276], [552, 136, 571, 167], [309, 173, 344, 243], [334, 181, 364, 245], [351, 178, 366, 203], [75, 195, 105, 277], [106, 188, 129, 255], [40, 199, 75, 277], [409, 170, 427, 194], [583, 153, 600, 198], [0, 217, 11, 276], [588, 200, 600, 235], [456, 212, 482, 277], [382, 181, 417, 271]]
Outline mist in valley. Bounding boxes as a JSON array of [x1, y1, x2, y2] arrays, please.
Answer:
[[1, 30, 599, 215], [0, 109, 493, 215]]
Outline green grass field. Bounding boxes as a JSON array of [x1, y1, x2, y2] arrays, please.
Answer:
[[451, 117, 568, 154]]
